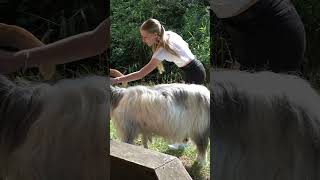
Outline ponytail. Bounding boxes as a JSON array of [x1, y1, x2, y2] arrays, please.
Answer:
[[141, 18, 180, 74]]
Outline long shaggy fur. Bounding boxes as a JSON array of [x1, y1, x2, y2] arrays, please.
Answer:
[[0, 75, 109, 180], [110, 83, 210, 164], [211, 70, 320, 180]]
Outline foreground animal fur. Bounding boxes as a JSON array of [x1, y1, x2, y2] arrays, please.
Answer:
[[211, 70, 320, 180], [0, 75, 109, 180], [110, 83, 210, 164]]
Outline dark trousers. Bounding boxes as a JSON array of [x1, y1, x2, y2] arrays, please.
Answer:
[[221, 0, 306, 73], [181, 59, 206, 84]]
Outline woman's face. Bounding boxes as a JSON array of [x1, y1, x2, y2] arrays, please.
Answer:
[[140, 30, 158, 47]]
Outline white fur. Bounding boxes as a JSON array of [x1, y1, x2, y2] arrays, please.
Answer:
[[111, 83, 210, 164], [0, 76, 109, 180]]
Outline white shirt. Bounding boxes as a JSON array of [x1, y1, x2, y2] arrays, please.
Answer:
[[152, 31, 195, 68], [210, 0, 258, 18]]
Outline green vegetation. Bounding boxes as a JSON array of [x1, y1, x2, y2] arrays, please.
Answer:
[[111, 0, 210, 84]]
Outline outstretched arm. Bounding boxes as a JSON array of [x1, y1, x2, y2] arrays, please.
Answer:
[[111, 58, 161, 85], [110, 69, 125, 77], [0, 17, 110, 74], [20, 17, 110, 66]]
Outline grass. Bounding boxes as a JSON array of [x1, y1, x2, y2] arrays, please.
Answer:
[[110, 121, 210, 180]]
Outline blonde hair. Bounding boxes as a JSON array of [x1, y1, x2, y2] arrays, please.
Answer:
[[140, 18, 179, 74]]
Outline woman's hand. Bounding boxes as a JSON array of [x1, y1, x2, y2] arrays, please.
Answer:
[[110, 69, 125, 78], [111, 77, 118, 85], [0, 49, 24, 74]]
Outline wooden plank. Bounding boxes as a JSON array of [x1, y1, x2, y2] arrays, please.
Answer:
[[155, 158, 193, 180], [110, 140, 192, 180]]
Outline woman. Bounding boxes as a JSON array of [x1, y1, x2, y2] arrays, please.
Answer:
[[210, 0, 306, 73], [111, 18, 206, 85]]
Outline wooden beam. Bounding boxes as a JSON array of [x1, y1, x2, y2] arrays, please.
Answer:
[[110, 140, 192, 180]]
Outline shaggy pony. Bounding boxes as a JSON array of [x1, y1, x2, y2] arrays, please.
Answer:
[[110, 83, 210, 164], [211, 70, 320, 180], [0, 75, 109, 180]]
